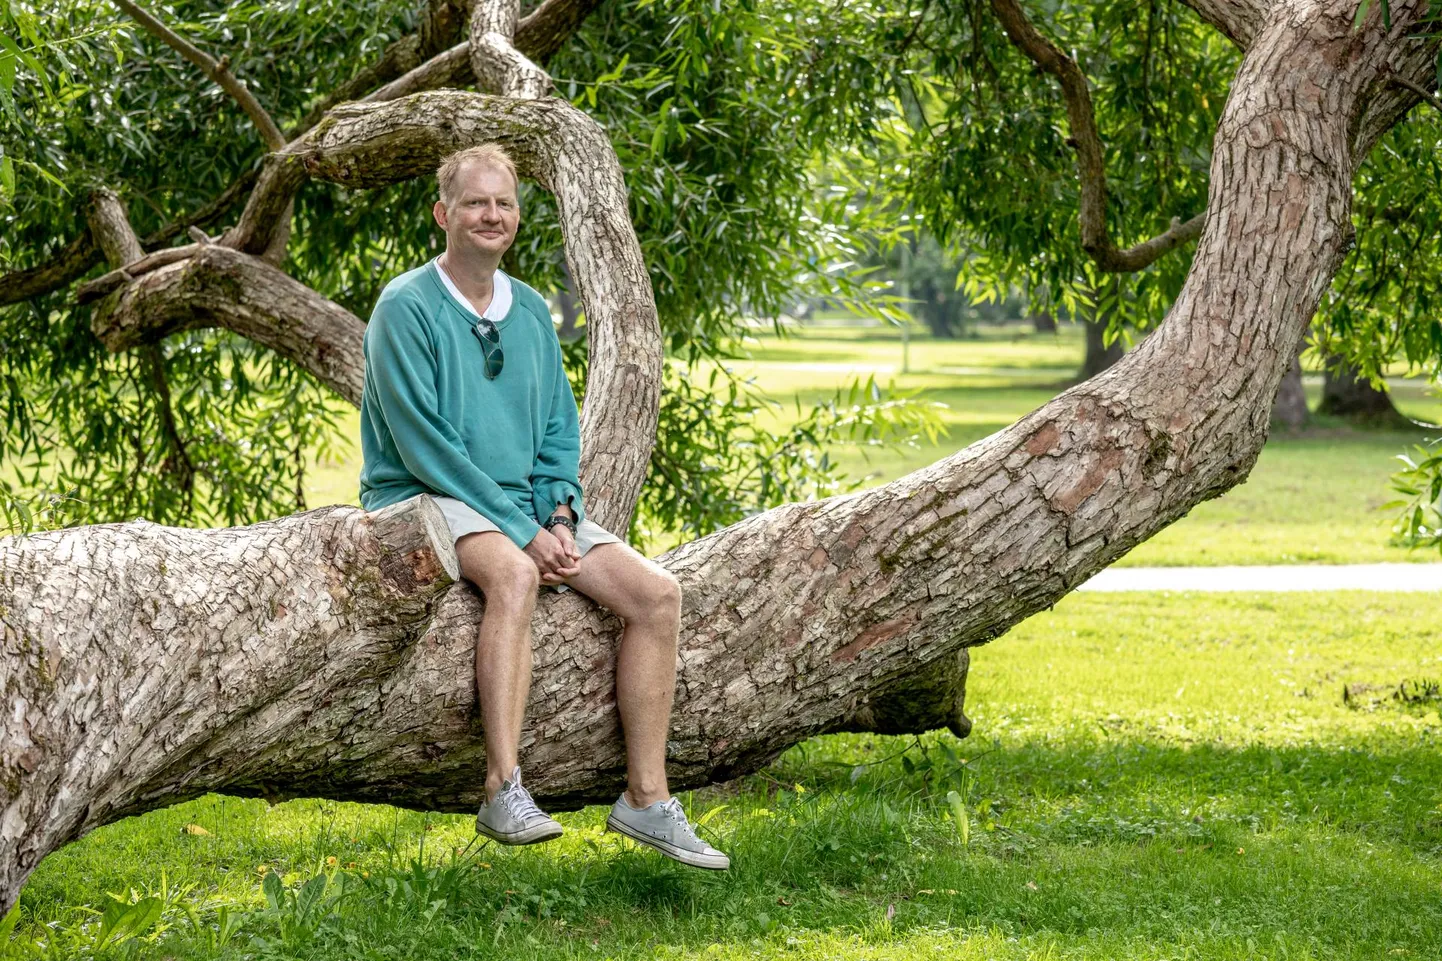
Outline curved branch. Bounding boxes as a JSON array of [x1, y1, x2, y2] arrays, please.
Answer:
[[89, 245, 368, 406], [1177, 0, 1269, 49], [113, 0, 286, 151], [989, 0, 1207, 273], [1388, 71, 1442, 116]]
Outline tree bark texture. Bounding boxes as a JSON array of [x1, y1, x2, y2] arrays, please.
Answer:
[[1, 0, 1438, 916]]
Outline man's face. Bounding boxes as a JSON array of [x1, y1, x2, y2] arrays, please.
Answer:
[[433, 161, 520, 259]]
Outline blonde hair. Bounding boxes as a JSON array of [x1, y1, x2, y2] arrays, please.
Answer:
[[437, 144, 520, 208]]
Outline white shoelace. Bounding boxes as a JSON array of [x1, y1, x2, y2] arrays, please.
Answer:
[[659, 798, 699, 841], [500, 781, 546, 823]]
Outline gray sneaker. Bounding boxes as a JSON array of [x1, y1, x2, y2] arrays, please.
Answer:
[[606, 795, 730, 870], [475, 767, 563, 845]]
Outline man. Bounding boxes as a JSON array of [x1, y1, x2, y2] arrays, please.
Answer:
[[358, 144, 728, 870]]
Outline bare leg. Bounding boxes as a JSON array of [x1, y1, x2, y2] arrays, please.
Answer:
[[455, 531, 540, 801], [560, 542, 681, 808]]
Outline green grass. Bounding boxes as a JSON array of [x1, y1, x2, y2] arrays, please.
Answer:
[[15, 591, 1442, 959], [298, 321, 1442, 566]]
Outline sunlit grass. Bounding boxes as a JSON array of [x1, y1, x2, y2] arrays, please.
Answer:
[[17, 591, 1441, 959]]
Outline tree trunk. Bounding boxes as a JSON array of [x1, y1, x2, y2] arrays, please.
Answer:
[[1, 0, 1436, 915], [1079, 278, 1124, 379], [1031, 311, 1058, 333], [1317, 357, 1409, 426], [1271, 345, 1310, 430]]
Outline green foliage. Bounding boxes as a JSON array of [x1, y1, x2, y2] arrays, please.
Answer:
[[636, 363, 948, 549], [1316, 115, 1442, 383], [891, 1, 1235, 329], [1385, 439, 1442, 552]]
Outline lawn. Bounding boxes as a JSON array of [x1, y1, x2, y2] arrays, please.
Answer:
[[16, 591, 1441, 959], [300, 321, 1442, 566]]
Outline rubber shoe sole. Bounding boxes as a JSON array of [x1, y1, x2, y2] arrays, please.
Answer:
[[605, 814, 730, 870], [475, 817, 563, 846]]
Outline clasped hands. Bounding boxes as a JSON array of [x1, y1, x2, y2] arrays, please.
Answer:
[[523, 506, 581, 586]]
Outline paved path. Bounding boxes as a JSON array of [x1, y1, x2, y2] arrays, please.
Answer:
[[1079, 563, 1442, 592]]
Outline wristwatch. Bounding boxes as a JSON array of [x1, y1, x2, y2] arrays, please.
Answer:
[[543, 514, 578, 537]]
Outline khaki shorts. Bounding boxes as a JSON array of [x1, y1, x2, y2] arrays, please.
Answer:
[[429, 494, 622, 593]]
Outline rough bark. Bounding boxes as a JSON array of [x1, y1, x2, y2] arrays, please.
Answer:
[[89, 244, 368, 406], [1, 0, 1438, 919]]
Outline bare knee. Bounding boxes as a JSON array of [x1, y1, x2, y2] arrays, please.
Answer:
[[458, 535, 540, 612], [628, 569, 681, 629], [482, 560, 540, 611]]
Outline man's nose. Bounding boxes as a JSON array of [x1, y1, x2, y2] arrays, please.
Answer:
[[480, 202, 502, 222]]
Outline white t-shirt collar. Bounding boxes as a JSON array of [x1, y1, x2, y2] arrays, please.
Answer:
[[435, 256, 512, 322]]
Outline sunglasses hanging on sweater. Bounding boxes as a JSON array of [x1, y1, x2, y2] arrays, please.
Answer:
[[471, 319, 505, 379]]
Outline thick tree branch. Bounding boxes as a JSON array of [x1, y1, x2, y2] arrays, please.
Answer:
[[1176, 0, 1269, 49], [89, 245, 368, 406], [989, 0, 1206, 273], [2, 497, 459, 900], [113, 0, 286, 151], [469, 0, 551, 97]]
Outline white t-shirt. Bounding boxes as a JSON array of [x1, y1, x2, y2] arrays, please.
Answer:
[[434, 256, 513, 322]]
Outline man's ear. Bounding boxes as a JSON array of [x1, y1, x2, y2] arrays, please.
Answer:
[[432, 199, 448, 229]]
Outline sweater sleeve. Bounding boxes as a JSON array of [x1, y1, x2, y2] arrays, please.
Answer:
[[530, 336, 586, 528], [365, 294, 542, 548]]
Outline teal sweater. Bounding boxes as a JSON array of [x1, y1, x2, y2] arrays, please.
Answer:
[[358, 259, 584, 548]]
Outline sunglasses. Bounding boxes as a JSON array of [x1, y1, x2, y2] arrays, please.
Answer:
[[471, 318, 505, 379]]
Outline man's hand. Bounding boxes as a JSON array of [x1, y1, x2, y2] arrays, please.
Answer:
[[525, 526, 581, 586]]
